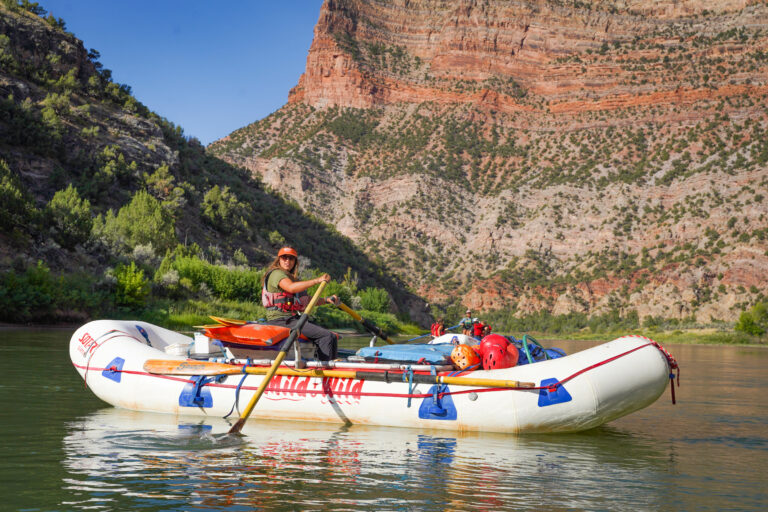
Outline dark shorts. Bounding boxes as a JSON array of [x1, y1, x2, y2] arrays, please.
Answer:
[[266, 315, 338, 361]]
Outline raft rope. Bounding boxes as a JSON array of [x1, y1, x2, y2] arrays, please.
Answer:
[[224, 357, 252, 419], [82, 329, 137, 388], [404, 366, 414, 407], [652, 341, 680, 405], [527, 339, 680, 405]]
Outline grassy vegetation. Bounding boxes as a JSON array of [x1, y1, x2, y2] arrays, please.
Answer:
[[0, 251, 420, 336]]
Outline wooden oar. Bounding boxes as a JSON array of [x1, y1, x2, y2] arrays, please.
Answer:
[[337, 303, 396, 345], [227, 281, 327, 434], [143, 358, 535, 389]]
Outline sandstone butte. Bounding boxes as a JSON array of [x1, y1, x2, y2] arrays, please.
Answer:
[[210, 0, 768, 325]]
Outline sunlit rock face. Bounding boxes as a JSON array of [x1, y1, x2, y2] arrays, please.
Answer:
[[212, 0, 768, 323]]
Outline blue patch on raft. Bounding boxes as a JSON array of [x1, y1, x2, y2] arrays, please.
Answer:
[[101, 357, 125, 383], [537, 377, 573, 407], [418, 385, 457, 420], [179, 376, 213, 408]]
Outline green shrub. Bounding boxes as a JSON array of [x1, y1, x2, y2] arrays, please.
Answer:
[[0, 261, 104, 322], [322, 280, 352, 305], [0, 158, 38, 235], [169, 255, 263, 302], [93, 189, 176, 254], [0, 260, 54, 321], [735, 301, 767, 336], [113, 261, 149, 308], [46, 184, 92, 249], [201, 185, 248, 234], [359, 287, 390, 313]]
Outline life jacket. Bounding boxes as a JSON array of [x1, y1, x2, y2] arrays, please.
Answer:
[[261, 270, 309, 313], [431, 323, 446, 337], [473, 322, 484, 336]]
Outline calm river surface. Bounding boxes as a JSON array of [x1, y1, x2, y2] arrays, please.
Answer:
[[1, 327, 766, 511]]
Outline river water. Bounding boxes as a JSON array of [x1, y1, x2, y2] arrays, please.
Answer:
[[1, 327, 766, 511]]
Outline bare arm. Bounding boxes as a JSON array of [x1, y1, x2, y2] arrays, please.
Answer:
[[278, 274, 339, 306]]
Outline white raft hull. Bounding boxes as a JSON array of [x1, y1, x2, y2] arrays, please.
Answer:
[[70, 320, 673, 434]]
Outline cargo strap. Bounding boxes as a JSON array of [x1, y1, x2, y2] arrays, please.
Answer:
[[428, 366, 448, 415], [531, 339, 680, 404], [83, 329, 135, 388], [224, 357, 252, 419], [403, 366, 414, 407], [652, 341, 680, 404]]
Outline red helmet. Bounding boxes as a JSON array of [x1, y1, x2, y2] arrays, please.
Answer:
[[278, 247, 298, 258], [479, 334, 518, 370], [482, 345, 511, 370], [480, 334, 509, 352]]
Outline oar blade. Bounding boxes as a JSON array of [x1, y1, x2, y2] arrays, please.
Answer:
[[228, 417, 247, 435], [209, 315, 247, 326], [143, 359, 241, 376]]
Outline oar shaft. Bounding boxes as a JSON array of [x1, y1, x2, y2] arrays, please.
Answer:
[[147, 357, 535, 389], [338, 303, 395, 345], [355, 371, 534, 389], [438, 376, 534, 388]]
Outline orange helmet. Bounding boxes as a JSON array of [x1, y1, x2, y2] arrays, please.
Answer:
[[278, 247, 298, 258], [451, 344, 481, 370]]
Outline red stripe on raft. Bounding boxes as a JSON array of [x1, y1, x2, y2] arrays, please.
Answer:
[[72, 363, 474, 399]]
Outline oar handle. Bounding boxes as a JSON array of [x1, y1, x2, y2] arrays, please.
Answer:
[[338, 303, 395, 345], [229, 281, 328, 434]]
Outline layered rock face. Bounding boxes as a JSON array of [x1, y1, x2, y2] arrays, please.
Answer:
[[212, 0, 768, 323], [290, 0, 763, 112]]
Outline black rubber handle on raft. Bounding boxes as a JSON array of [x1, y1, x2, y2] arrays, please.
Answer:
[[356, 371, 437, 385]]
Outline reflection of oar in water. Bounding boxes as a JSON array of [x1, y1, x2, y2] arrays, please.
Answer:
[[143, 358, 535, 389], [404, 323, 461, 343], [226, 281, 327, 434], [337, 303, 396, 345]]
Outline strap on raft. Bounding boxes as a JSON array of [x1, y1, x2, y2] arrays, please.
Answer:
[[525, 338, 681, 405]]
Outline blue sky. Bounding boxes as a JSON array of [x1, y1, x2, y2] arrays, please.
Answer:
[[48, 1, 323, 145]]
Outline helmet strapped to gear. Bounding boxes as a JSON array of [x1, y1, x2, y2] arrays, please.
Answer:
[[450, 344, 481, 370], [479, 334, 518, 370]]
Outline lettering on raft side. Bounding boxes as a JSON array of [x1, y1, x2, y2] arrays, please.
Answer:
[[77, 332, 98, 357], [263, 375, 363, 405]]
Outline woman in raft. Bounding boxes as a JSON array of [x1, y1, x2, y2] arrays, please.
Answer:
[[262, 246, 340, 360]]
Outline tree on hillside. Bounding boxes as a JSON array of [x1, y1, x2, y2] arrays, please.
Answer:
[[92, 189, 176, 256], [46, 184, 92, 249]]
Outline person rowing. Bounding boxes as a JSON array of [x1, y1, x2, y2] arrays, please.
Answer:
[[262, 246, 340, 360]]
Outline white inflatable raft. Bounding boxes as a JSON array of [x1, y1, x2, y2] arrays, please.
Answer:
[[69, 320, 677, 434]]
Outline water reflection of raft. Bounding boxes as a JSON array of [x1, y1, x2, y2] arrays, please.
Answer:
[[69, 320, 677, 434]]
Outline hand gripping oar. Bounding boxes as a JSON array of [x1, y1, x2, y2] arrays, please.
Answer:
[[227, 281, 327, 434], [144, 358, 535, 389], [337, 303, 396, 345]]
